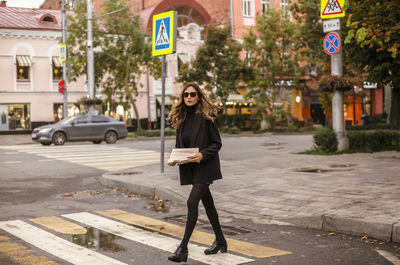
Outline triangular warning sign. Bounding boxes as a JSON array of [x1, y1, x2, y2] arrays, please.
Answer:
[[322, 0, 343, 15], [155, 20, 169, 45]]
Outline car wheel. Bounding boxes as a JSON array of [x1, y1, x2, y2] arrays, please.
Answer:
[[104, 131, 117, 144], [53, 132, 66, 145], [41, 142, 51, 146], [92, 140, 102, 144]]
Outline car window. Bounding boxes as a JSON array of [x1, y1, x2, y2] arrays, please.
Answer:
[[91, 115, 110, 123], [75, 115, 89, 124]]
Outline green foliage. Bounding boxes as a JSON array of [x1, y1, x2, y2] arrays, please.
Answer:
[[344, 0, 400, 128], [177, 24, 245, 111], [67, 0, 160, 129], [346, 123, 391, 131], [226, 127, 240, 134], [347, 130, 400, 152], [313, 127, 338, 152], [135, 128, 176, 137], [243, 8, 301, 127], [216, 114, 253, 130]]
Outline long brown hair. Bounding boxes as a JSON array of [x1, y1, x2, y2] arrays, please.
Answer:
[[167, 83, 220, 129]]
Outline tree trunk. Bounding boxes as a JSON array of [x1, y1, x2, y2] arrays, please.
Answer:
[[131, 99, 141, 130], [389, 86, 400, 129]]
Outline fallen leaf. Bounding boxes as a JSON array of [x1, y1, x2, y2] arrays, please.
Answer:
[[329, 233, 336, 236]]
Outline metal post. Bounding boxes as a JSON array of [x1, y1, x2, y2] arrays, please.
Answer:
[[331, 30, 349, 151], [61, 0, 68, 119], [160, 55, 166, 173], [87, 0, 95, 113]]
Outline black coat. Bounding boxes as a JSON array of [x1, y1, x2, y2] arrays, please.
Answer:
[[175, 114, 223, 185]]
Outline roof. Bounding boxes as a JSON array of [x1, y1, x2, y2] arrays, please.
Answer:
[[0, 6, 62, 31]]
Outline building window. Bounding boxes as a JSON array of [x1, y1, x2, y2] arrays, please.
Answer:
[[16, 55, 32, 81], [242, 0, 253, 17], [261, 0, 269, 13], [52, 57, 63, 81], [280, 0, 291, 20], [177, 53, 190, 77]]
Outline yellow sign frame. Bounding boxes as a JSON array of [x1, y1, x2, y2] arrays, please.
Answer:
[[320, 0, 345, 19], [59, 44, 67, 62], [152, 11, 177, 56]]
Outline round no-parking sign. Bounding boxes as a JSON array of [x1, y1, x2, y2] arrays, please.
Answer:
[[324, 32, 340, 55]]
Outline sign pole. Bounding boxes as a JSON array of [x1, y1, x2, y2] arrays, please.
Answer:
[[160, 55, 166, 173], [331, 30, 348, 150], [152, 11, 177, 173], [61, 0, 68, 119]]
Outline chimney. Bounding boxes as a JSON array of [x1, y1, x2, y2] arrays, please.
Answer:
[[0, 1, 6, 7]]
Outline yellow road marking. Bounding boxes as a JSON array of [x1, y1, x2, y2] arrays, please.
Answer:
[[0, 235, 59, 265], [95, 209, 292, 258], [30, 216, 87, 235]]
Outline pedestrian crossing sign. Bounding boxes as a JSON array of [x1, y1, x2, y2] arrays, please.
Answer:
[[59, 44, 67, 62], [152, 11, 177, 56], [321, 0, 345, 19]]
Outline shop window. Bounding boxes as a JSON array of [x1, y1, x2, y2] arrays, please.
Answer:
[[16, 55, 32, 81], [8, 104, 31, 130], [52, 57, 63, 81], [53, 103, 80, 122]]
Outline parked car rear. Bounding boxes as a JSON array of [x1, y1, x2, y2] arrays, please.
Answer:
[[31, 114, 128, 145]]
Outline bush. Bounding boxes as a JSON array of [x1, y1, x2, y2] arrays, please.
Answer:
[[346, 123, 390, 131], [135, 128, 176, 137], [313, 127, 338, 152], [347, 130, 400, 151], [226, 127, 240, 134]]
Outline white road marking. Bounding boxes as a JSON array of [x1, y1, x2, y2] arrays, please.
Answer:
[[376, 250, 400, 265], [5, 152, 19, 154], [0, 220, 127, 265], [4, 161, 22, 164], [0, 145, 162, 171], [63, 212, 254, 265]]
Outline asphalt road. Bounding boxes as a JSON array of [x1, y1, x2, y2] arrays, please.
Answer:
[[0, 137, 399, 265]]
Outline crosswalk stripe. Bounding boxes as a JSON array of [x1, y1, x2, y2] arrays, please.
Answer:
[[2, 144, 163, 171], [95, 209, 292, 258], [30, 216, 87, 235], [0, 220, 127, 265], [0, 235, 59, 265], [63, 212, 254, 265]]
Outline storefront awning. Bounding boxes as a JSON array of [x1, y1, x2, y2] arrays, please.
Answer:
[[156, 95, 177, 106], [178, 53, 190, 64], [52, 56, 62, 67], [16, 55, 32, 67]]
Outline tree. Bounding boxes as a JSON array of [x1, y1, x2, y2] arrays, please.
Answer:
[[344, 0, 400, 128], [177, 24, 244, 112], [67, 0, 160, 129], [243, 8, 301, 129]]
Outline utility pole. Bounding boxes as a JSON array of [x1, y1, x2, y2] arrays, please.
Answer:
[[86, 0, 95, 114], [61, 0, 68, 119]]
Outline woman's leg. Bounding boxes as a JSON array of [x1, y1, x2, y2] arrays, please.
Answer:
[[179, 183, 209, 249], [201, 187, 226, 243]]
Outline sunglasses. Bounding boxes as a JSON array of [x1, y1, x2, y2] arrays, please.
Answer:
[[183, 92, 197, 98]]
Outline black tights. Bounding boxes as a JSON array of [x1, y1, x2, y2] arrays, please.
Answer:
[[179, 183, 225, 249]]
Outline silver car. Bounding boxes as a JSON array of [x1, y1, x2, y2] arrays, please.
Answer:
[[32, 114, 128, 145]]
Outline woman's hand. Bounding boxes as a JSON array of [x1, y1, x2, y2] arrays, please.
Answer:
[[187, 152, 203, 164], [168, 162, 176, 167]]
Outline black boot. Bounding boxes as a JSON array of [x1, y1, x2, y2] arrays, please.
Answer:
[[204, 240, 227, 255], [168, 246, 188, 263]]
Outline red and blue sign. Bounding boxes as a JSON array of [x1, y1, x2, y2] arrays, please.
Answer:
[[324, 32, 340, 55]]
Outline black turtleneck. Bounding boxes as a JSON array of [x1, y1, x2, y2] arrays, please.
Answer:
[[182, 104, 197, 147]]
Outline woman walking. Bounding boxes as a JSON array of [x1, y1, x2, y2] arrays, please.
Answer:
[[166, 83, 227, 263]]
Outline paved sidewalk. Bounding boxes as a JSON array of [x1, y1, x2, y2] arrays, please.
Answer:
[[100, 134, 400, 243]]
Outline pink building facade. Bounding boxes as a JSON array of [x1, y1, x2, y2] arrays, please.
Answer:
[[0, 6, 86, 131]]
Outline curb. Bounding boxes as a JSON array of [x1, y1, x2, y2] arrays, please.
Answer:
[[100, 171, 400, 243]]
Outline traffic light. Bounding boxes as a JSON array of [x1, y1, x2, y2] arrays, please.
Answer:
[[59, 80, 65, 94]]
